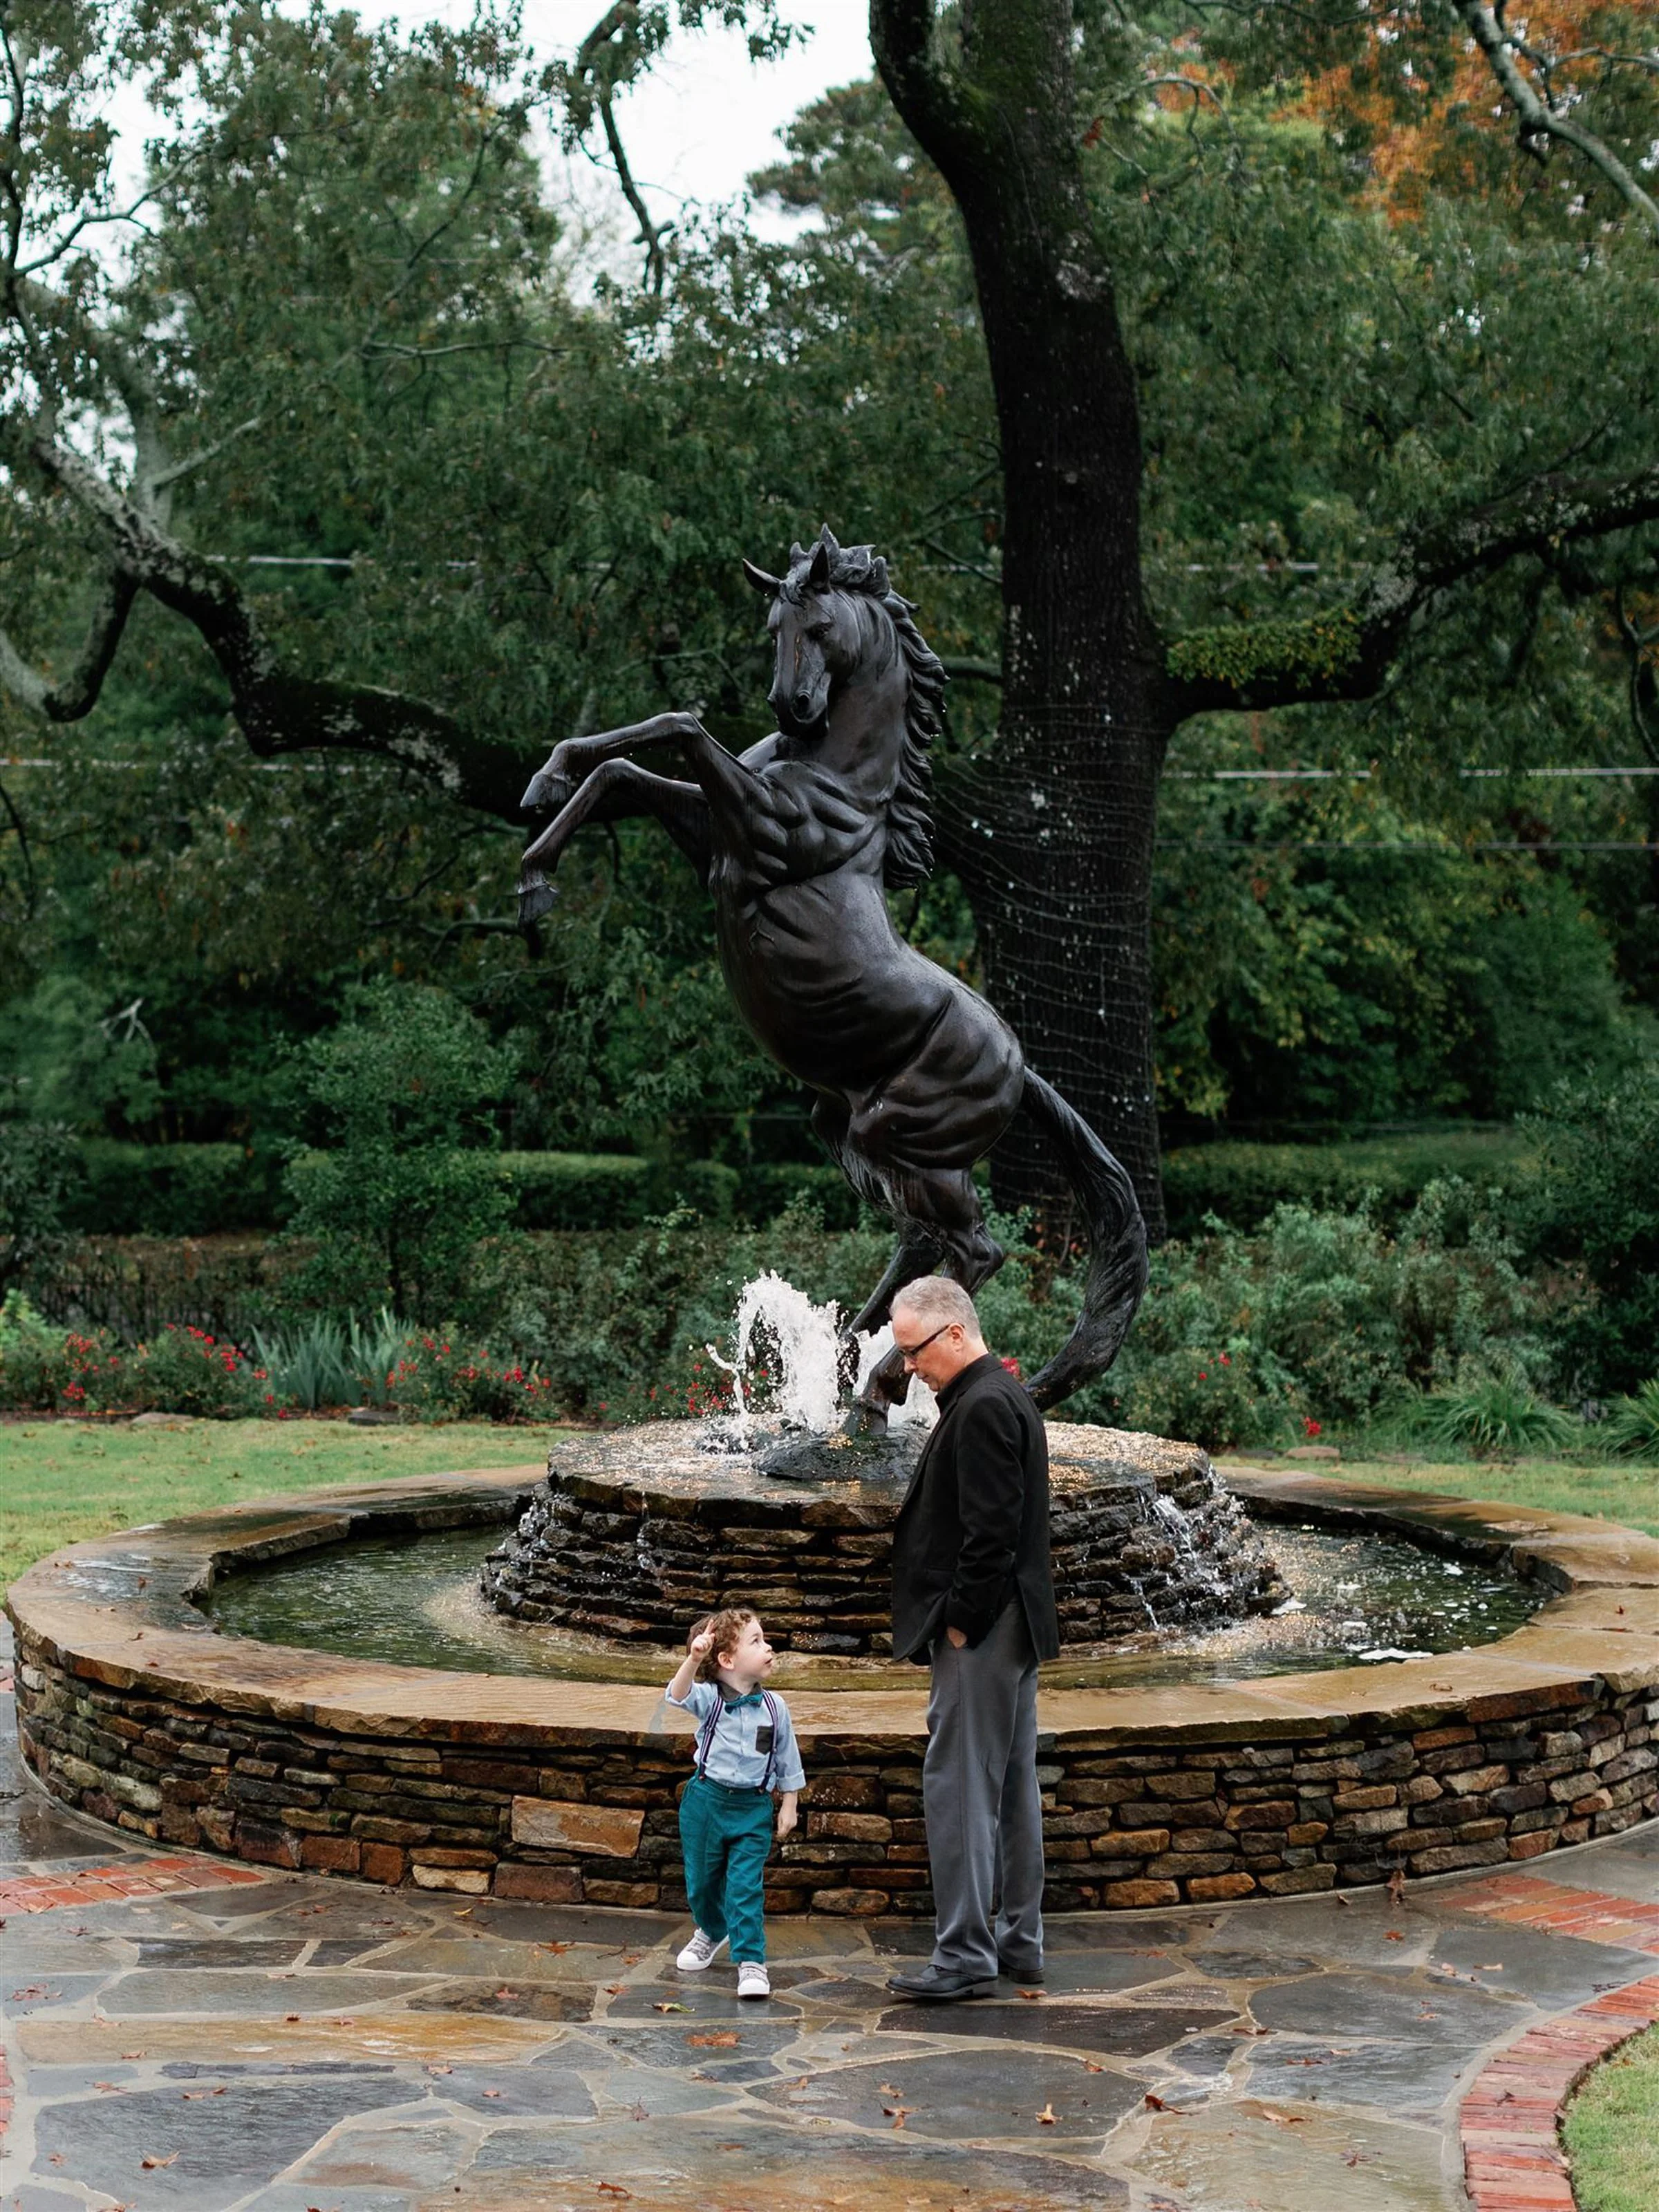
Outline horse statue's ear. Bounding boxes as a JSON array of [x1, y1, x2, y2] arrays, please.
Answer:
[[788, 541, 808, 565], [742, 558, 781, 597], [807, 538, 833, 590]]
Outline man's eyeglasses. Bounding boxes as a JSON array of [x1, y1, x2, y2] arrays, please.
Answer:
[[893, 1321, 953, 1365]]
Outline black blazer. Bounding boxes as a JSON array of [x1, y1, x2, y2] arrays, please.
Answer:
[[889, 1353, 1060, 1663]]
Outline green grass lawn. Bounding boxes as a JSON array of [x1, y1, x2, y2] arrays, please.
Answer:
[[1219, 1451, 1659, 1539], [1565, 2025, 1659, 2212], [0, 1417, 565, 1591]]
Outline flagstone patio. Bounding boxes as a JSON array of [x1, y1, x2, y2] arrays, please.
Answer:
[[6, 1624, 1659, 2210]]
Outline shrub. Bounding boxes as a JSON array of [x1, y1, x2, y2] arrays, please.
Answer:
[[1604, 1380, 1659, 1461], [1389, 1364, 1583, 1459], [0, 1116, 77, 1293], [0, 1293, 124, 1412], [1161, 1130, 1537, 1236], [1524, 1064, 1659, 1395], [127, 1325, 272, 1418], [283, 984, 515, 1318], [250, 1314, 355, 1411]]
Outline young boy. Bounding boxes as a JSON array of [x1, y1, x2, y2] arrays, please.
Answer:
[[665, 1608, 804, 2000]]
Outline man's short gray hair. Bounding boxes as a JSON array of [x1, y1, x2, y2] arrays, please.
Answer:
[[891, 1276, 981, 1337]]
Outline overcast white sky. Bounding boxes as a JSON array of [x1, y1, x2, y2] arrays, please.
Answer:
[[357, 3, 877, 245]]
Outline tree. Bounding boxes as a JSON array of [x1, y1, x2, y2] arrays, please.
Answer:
[[1, 0, 1657, 1239]]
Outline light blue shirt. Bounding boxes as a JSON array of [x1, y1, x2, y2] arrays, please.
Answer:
[[666, 1679, 806, 1793]]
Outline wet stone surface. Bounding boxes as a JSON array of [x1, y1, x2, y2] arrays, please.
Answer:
[[6, 1621, 1659, 2212]]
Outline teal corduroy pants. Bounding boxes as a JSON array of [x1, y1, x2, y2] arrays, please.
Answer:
[[679, 1773, 774, 1962]]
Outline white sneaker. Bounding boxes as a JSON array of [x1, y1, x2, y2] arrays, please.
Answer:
[[676, 1929, 727, 1972], [737, 1961, 770, 2000]]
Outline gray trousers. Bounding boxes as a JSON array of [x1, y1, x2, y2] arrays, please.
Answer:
[[924, 1597, 1044, 1979]]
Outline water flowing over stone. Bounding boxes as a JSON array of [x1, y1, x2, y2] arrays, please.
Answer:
[[480, 1420, 1286, 1653]]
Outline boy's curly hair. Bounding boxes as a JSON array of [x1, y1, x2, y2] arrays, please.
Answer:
[[689, 1606, 758, 1683]]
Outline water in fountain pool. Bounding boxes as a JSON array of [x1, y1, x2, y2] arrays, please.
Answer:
[[200, 1517, 1543, 1691]]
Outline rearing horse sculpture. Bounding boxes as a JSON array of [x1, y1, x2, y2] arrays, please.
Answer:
[[520, 527, 1147, 1425]]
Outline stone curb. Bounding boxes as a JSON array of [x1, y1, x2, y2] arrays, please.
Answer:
[[9, 1458, 1659, 1912]]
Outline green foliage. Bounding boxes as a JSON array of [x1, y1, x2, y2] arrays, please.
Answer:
[[1524, 1063, 1659, 1395], [1165, 612, 1362, 691], [1604, 1381, 1659, 1461], [0, 1299, 269, 1416], [1161, 1130, 1536, 1235], [0, 1116, 77, 1291], [250, 1313, 353, 1413], [68, 1141, 285, 1235], [1389, 1365, 1584, 1459], [282, 984, 514, 1318]]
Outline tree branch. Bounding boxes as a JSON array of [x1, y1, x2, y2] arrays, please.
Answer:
[[9, 427, 534, 820], [0, 563, 138, 722], [1167, 458, 1659, 715], [1459, 0, 1659, 242]]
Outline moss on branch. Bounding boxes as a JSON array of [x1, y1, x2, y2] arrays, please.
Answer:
[[1165, 610, 1363, 694]]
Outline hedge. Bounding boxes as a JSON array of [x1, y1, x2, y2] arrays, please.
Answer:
[[1161, 1130, 1537, 1235], [59, 1143, 861, 1238]]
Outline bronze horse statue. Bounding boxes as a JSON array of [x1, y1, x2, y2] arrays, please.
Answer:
[[520, 527, 1147, 1425]]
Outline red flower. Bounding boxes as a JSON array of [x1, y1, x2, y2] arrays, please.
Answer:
[[1304, 1416, 1322, 1437]]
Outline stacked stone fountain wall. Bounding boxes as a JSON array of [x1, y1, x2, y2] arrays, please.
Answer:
[[480, 1423, 1282, 1653]]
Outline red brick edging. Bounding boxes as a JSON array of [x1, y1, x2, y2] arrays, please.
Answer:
[[0, 1854, 265, 1917], [1461, 1958, 1659, 2209]]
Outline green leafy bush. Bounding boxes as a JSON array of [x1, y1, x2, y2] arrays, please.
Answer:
[[1389, 1365, 1583, 1458], [250, 1314, 355, 1411], [1524, 1065, 1659, 1395], [129, 1325, 272, 1418], [68, 1142, 287, 1235], [283, 984, 514, 1318], [1161, 1130, 1536, 1236], [1604, 1381, 1659, 1461]]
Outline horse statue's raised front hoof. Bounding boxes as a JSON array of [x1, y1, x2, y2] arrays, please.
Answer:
[[518, 870, 559, 925]]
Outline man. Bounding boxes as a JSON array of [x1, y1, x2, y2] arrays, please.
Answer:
[[884, 1276, 1059, 2002]]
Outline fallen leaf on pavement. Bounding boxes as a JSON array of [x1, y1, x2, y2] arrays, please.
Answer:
[[94, 2082, 125, 2093], [494, 1988, 518, 2000], [597, 2187, 631, 2200], [878, 2083, 901, 2094], [140, 2153, 180, 2169], [687, 2032, 741, 2048], [537, 1941, 570, 1954], [1257, 2108, 1306, 2127], [1387, 1868, 1407, 1906], [482, 2089, 502, 2099], [1036, 2103, 1057, 2125], [1143, 2092, 1185, 2112], [652, 2001, 689, 2013], [883, 2104, 910, 2129], [1385, 1931, 1404, 1942], [604, 1984, 624, 1994], [180, 2089, 225, 2101], [120, 2051, 145, 2059], [1018, 1989, 1042, 2000]]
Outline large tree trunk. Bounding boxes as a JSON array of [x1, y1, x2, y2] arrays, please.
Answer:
[[871, 0, 1170, 1237]]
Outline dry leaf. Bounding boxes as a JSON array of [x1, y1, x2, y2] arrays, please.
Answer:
[[140, 2152, 180, 2169], [453, 1907, 474, 1918], [652, 2001, 690, 2014], [494, 1988, 518, 2000], [94, 2082, 125, 2093], [1257, 2108, 1306, 2127], [879, 2083, 901, 2094], [597, 2187, 632, 2200], [604, 1984, 624, 1995], [1084, 2062, 1105, 2074], [120, 2050, 146, 2060], [537, 1941, 570, 1955], [687, 2031, 741, 2048], [1384, 1931, 1405, 1942], [180, 2088, 225, 2101], [1387, 1868, 1407, 1906], [482, 2089, 503, 2099], [1035, 2103, 1057, 2126], [884, 2104, 910, 2130], [284, 2013, 300, 2021], [1018, 1988, 1042, 2000]]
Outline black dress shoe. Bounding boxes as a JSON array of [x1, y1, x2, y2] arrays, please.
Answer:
[[885, 1965, 997, 2003], [999, 1959, 1044, 1983]]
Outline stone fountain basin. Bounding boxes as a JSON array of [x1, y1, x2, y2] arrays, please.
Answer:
[[8, 1457, 1659, 1915]]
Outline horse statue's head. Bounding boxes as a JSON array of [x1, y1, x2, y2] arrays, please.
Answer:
[[742, 525, 945, 888]]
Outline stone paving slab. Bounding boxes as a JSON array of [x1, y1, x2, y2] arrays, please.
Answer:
[[10, 1631, 1659, 2208]]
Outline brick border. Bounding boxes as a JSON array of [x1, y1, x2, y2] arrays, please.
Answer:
[[0, 1855, 266, 1915], [1461, 1969, 1659, 2209]]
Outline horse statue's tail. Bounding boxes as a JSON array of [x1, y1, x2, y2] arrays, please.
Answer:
[[1016, 1069, 1150, 1413]]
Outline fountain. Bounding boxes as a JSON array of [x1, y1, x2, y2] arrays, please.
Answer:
[[478, 1277, 1286, 1653]]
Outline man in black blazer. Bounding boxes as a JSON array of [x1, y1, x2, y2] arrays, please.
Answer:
[[885, 1276, 1059, 2002]]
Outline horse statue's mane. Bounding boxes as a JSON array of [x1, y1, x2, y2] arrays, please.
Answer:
[[779, 529, 944, 890]]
